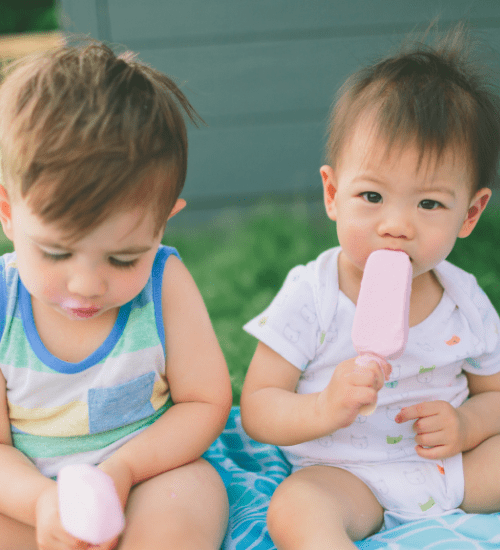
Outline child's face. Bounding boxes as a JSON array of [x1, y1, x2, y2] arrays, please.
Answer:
[[0, 194, 171, 322], [321, 121, 491, 281]]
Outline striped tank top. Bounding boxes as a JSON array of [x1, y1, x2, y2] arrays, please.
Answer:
[[0, 245, 177, 478]]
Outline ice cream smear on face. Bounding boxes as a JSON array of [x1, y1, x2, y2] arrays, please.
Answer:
[[351, 249, 413, 414]]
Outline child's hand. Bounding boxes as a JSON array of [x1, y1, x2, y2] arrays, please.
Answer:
[[36, 483, 89, 550], [395, 401, 466, 459], [317, 356, 390, 431], [87, 538, 120, 550]]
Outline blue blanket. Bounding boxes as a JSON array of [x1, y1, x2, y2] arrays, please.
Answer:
[[205, 407, 500, 549]]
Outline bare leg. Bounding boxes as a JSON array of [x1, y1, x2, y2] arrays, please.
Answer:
[[267, 465, 384, 550], [0, 514, 37, 550], [118, 458, 228, 550], [461, 434, 500, 513], [0, 458, 227, 550]]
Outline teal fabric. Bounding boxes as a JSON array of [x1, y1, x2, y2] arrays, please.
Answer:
[[205, 408, 500, 550]]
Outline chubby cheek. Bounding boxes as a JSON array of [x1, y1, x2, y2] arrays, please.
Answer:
[[16, 256, 58, 299], [37, 273, 65, 303], [336, 217, 373, 269], [410, 234, 455, 279], [115, 265, 153, 303]]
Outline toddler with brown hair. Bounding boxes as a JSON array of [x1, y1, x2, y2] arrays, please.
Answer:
[[0, 41, 232, 550]]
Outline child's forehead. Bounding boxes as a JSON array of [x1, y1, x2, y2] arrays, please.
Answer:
[[340, 117, 472, 183], [15, 163, 172, 243], [18, 190, 158, 245]]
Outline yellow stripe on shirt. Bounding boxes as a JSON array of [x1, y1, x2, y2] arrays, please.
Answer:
[[9, 399, 89, 436]]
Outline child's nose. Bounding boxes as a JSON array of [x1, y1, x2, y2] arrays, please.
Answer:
[[67, 268, 106, 298], [377, 210, 414, 240]]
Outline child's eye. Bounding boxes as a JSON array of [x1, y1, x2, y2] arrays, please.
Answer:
[[360, 192, 382, 203], [42, 251, 72, 262], [109, 257, 138, 269], [419, 200, 443, 210]]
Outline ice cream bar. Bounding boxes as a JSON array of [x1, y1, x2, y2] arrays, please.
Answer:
[[58, 464, 125, 545], [351, 249, 412, 414]]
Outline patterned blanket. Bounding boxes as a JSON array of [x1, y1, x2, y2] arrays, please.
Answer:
[[205, 407, 500, 549]]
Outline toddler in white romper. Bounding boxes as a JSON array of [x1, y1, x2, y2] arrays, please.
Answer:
[[244, 246, 500, 528]]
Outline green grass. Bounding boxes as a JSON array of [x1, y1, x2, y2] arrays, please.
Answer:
[[0, 200, 499, 405], [166, 200, 338, 403], [0, 0, 58, 36]]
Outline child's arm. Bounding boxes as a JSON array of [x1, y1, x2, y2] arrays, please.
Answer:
[[241, 341, 387, 446], [0, 372, 90, 548], [0, 371, 51, 526], [396, 371, 500, 459], [98, 255, 232, 494]]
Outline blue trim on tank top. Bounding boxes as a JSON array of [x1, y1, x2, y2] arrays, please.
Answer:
[[152, 245, 180, 357], [17, 245, 180, 373], [19, 280, 132, 374]]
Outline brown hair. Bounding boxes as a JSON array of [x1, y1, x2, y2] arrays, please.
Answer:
[[326, 23, 500, 195], [0, 39, 201, 239]]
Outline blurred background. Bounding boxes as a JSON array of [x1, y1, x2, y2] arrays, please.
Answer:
[[1, 1, 499, 402]]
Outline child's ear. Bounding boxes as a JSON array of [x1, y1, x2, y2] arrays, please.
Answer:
[[0, 186, 13, 241], [320, 165, 338, 221], [458, 188, 492, 238], [167, 198, 186, 220]]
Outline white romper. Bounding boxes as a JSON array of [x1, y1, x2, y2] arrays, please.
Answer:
[[244, 247, 500, 528]]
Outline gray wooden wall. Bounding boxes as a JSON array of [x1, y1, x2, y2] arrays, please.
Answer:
[[59, 1, 500, 215]]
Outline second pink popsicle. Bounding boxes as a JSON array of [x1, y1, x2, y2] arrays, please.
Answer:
[[58, 464, 125, 545]]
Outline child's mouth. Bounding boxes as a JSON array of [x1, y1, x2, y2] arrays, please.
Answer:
[[61, 299, 100, 318], [69, 307, 100, 318]]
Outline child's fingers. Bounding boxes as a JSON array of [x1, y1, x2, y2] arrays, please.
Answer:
[[396, 401, 456, 427], [354, 354, 392, 380], [395, 401, 435, 423], [341, 385, 379, 416], [88, 536, 119, 550], [414, 429, 445, 448], [415, 443, 449, 460], [37, 531, 88, 550], [348, 360, 385, 390]]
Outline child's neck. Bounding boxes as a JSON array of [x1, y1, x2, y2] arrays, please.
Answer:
[[407, 270, 444, 327], [31, 296, 120, 363]]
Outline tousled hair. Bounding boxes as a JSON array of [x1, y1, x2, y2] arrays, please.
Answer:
[[0, 39, 201, 239], [326, 23, 500, 195]]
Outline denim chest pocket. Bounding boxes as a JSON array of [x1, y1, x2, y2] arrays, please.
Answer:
[[88, 372, 156, 434]]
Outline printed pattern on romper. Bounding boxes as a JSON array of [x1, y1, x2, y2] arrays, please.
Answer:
[[243, 246, 500, 518]]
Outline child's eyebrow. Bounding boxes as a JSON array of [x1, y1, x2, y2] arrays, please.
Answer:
[[353, 175, 457, 197], [30, 238, 67, 250], [32, 238, 153, 255], [352, 174, 386, 186], [107, 246, 153, 255], [416, 187, 456, 198]]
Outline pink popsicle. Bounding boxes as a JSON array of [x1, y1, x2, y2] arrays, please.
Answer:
[[351, 249, 412, 414], [58, 464, 125, 545]]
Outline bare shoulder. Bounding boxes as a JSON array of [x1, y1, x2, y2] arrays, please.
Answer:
[[160, 254, 231, 407]]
